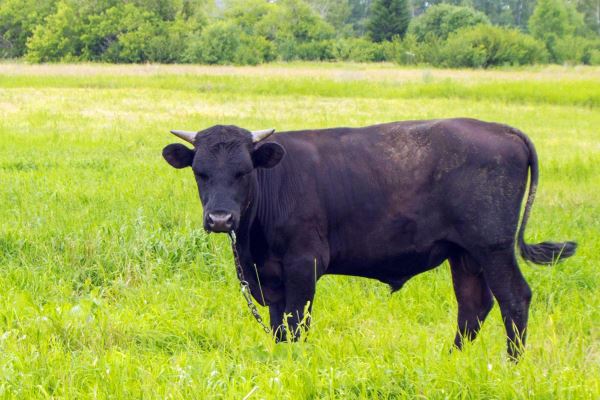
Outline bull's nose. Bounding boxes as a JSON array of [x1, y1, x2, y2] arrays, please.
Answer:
[[206, 212, 234, 232]]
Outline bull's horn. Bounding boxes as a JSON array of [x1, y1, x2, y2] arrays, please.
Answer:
[[251, 129, 275, 143], [170, 130, 197, 144]]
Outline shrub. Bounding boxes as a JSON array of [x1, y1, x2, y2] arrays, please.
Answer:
[[147, 18, 193, 64], [26, 1, 83, 62], [79, 3, 192, 63], [553, 35, 600, 65], [235, 34, 276, 65], [589, 49, 600, 66], [331, 38, 386, 62], [183, 21, 275, 65], [439, 24, 548, 68], [255, 0, 334, 44], [193, 21, 241, 65], [383, 35, 420, 64], [409, 4, 490, 42], [296, 41, 335, 61], [116, 20, 158, 63], [0, 0, 55, 58]]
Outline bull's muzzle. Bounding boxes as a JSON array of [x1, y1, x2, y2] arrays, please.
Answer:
[[205, 211, 234, 233]]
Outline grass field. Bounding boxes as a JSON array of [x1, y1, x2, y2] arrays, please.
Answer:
[[0, 63, 598, 399]]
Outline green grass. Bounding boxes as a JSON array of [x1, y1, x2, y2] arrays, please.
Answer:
[[0, 63, 598, 399]]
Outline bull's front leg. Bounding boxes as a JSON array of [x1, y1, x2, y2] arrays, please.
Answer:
[[269, 300, 286, 342], [278, 255, 320, 342]]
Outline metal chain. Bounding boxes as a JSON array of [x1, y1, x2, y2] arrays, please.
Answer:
[[228, 231, 271, 334]]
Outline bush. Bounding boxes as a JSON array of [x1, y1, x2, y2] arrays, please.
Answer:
[[235, 34, 276, 65], [409, 4, 490, 42], [382, 35, 421, 64], [147, 19, 193, 64], [296, 41, 335, 61], [553, 35, 600, 65], [255, 0, 334, 44], [331, 38, 386, 62], [183, 21, 275, 65], [191, 21, 241, 64], [0, 0, 55, 58], [117, 20, 159, 63], [439, 24, 548, 68], [26, 1, 83, 62], [590, 49, 600, 66]]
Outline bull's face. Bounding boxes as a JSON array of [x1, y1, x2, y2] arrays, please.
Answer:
[[162, 125, 285, 233]]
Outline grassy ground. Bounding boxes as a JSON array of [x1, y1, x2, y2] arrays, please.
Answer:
[[0, 63, 598, 399]]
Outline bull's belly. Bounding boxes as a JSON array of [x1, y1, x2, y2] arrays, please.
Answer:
[[325, 240, 455, 284]]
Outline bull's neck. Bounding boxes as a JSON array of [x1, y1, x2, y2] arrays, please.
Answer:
[[234, 168, 272, 255], [233, 171, 261, 251]]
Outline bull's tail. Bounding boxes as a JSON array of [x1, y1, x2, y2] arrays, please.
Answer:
[[513, 129, 577, 265]]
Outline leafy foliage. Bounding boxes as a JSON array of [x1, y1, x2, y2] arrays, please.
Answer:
[[409, 4, 491, 42], [0, 0, 55, 58], [439, 24, 548, 67], [529, 0, 571, 42], [368, 0, 411, 41], [26, 1, 83, 62], [529, 0, 592, 62], [0, 0, 599, 66]]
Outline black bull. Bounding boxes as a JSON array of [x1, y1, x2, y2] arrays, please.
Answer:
[[162, 118, 576, 358]]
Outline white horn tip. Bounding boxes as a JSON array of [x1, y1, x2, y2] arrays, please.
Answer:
[[170, 130, 197, 144], [251, 128, 276, 143]]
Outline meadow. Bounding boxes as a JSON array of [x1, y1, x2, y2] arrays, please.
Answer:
[[0, 62, 598, 399]]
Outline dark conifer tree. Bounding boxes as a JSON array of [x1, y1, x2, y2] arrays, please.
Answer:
[[367, 0, 411, 41]]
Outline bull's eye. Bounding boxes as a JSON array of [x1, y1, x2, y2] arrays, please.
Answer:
[[195, 172, 208, 180], [234, 171, 246, 179]]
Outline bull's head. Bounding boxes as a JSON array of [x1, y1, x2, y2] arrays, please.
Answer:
[[162, 125, 285, 233]]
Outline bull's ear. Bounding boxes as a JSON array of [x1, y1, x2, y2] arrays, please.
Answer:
[[252, 142, 285, 169], [162, 143, 194, 169]]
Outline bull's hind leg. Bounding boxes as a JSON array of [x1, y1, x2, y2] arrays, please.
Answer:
[[477, 247, 532, 360], [449, 253, 494, 349]]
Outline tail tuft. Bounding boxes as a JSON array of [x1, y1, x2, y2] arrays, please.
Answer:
[[519, 241, 577, 265], [511, 127, 577, 266]]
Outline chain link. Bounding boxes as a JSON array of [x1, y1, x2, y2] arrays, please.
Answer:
[[229, 231, 271, 334]]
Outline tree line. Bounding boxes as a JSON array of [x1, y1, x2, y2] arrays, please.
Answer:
[[1, 0, 599, 67]]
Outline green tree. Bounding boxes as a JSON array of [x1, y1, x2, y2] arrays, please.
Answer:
[[192, 20, 241, 64], [26, 1, 83, 62], [79, 2, 202, 63], [574, 0, 600, 34], [368, 0, 411, 41], [409, 4, 490, 41], [470, 0, 536, 28], [0, 0, 55, 58], [410, 0, 537, 29], [348, 0, 373, 35], [255, 0, 335, 59], [529, 0, 570, 40], [564, 1, 590, 35], [410, 0, 464, 16], [529, 0, 576, 60], [306, 0, 353, 35]]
